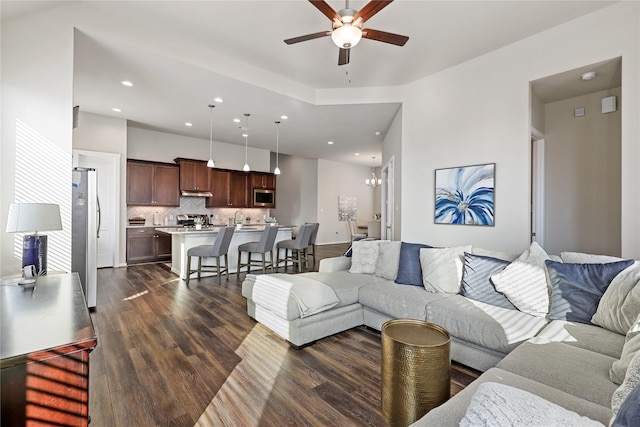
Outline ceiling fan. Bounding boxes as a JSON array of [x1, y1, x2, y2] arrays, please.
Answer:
[[284, 0, 409, 66]]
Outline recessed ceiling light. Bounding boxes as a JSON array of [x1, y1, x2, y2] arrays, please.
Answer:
[[112, 108, 122, 112], [214, 97, 223, 103], [355, 152, 360, 156], [581, 71, 597, 81], [375, 131, 381, 136], [281, 115, 288, 120], [121, 80, 133, 87], [328, 141, 334, 145], [233, 118, 241, 123], [185, 122, 193, 127]]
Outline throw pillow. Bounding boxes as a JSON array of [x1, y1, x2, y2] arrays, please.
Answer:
[[611, 350, 640, 423], [592, 262, 640, 335], [473, 247, 519, 262], [612, 383, 640, 427], [459, 252, 517, 310], [460, 382, 605, 427], [395, 242, 433, 286], [348, 240, 380, 274], [420, 245, 471, 294], [611, 314, 640, 384], [546, 259, 634, 324], [491, 241, 552, 317], [374, 241, 401, 280], [561, 251, 624, 264], [343, 236, 372, 257]]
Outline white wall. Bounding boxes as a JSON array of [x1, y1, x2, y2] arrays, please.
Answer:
[[544, 88, 621, 256], [127, 127, 271, 172], [1, 9, 74, 275], [72, 111, 128, 266], [383, 107, 403, 240], [271, 153, 318, 228], [400, 2, 639, 257], [317, 159, 376, 244]]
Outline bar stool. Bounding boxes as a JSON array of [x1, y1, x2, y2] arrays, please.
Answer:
[[275, 223, 314, 273], [305, 222, 320, 266], [237, 225, 279, 278], [186, 226, 235, 285]]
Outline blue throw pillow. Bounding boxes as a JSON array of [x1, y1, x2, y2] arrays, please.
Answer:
[[459, 252, 517, 310], [546, 259, 634, 324], [395, 242, 433, 286], [612, 383, 640, 427]]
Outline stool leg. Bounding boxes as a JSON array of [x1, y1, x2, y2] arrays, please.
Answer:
[[186, 255, 191, 284], [261, 253, 266, 274], [215, 256, 221, 284], [224, 254, 229, 281], [197, 257, 202, 280], [237, 250, 242, 278]]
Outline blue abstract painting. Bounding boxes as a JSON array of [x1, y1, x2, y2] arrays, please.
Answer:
[[435, 163, 495, 226]]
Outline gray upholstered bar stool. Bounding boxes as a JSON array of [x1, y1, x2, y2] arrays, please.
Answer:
[[186, 226, 235, 285], [304, 222, 320, 266], [237, 225, 279, 278], [275, 223, 313, 273]]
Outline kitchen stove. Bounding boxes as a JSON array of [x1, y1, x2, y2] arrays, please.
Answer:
[[176, 214, 209, 227]]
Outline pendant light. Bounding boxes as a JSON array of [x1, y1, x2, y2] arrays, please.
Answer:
[[207, 104, 215, 168], [242, 113, 250, 172], [365, 156, 382, 188], [273, 120, 281, 175]]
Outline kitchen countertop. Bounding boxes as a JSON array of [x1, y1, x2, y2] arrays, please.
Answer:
[[158, 224, 289, 235]]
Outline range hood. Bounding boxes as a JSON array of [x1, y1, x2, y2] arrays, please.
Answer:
[[180, 189, 213, 197]]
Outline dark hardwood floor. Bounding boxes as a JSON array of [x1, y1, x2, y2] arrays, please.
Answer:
[[89, 244, 479, 426]]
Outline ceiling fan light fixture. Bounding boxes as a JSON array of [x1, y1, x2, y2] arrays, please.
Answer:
[[331, 24, 362, 49]]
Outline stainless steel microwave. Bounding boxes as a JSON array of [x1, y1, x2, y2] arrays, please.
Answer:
[[253, 188, 275, 208]]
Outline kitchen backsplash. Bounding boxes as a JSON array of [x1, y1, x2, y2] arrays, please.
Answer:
[[127, 197, 271, 226]]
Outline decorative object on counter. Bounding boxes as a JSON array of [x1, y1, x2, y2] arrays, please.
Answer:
[[273, 121, 281, 175], [128, 216, 146, 226], [245, 215, 251, 224], [5, 203, 62, 275], [365, 156, 382, 187], [193, 216, 205, 230], [435, 163, 495, 226], [153, 211, 161, 225], [207, 104, 216, 168], [242, 113, 251, 172], [265, 216, 277, 225]]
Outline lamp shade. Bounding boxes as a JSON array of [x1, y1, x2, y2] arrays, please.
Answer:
[[6, 203, 62, 233]]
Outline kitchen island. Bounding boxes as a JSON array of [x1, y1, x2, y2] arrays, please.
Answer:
[[158, 225, 293, 279]]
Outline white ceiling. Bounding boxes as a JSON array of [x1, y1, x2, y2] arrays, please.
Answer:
[[2, 0, 618, 166]]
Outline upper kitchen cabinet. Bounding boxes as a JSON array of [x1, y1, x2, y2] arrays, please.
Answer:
[[127, 160, 180, 206], [175, 158, 210, 194], [250, 171, 276, 189], [206, 170, 249, 208], [229, 172, 250, 207]]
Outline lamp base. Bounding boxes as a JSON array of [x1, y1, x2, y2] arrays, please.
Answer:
[[22, 234, 48, 275]]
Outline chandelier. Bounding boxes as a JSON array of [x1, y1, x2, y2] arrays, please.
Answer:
[[365, 157, 382, 188]]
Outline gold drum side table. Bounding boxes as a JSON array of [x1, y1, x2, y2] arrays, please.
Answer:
[[381, 319, 451, 427]]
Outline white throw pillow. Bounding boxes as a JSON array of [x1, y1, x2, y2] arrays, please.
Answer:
[[420, 245, 471, 294], [375, 241, 401, 280], [561, 251, 624, 264], [592, 262, 640, 335], [348, 240, 381, 274], [473, 247, 519, 262], [490, 242, 551, 317], [611, 314, 640, 384], [611, 349, 640, 422]]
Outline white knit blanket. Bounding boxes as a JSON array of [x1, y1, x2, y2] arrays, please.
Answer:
[[252, 274, 339, 319], [459, 382, 605, 427]]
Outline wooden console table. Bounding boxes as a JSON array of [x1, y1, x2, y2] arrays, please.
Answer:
[[1, 272, 97, 426]]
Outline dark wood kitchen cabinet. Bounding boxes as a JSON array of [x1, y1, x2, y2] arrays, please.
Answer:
[[127, 160, 180, 206], [1, 273, 97, 427], [229, 172, 250, 207], [126, 227, 172, 264], [250, 171, 276, 189], [175, 158, 210, 192], [206, 170, 249, 207]]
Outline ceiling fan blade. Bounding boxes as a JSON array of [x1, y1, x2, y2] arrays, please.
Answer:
[[338, 48, 350, 66], [284, 31, 331, 45], [353, 0, 394, 24], [362, 28, 409, 46], [309, 0, 341, 22]]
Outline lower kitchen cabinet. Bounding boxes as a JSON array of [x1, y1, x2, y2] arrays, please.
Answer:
[[126, 227, 172, 264]]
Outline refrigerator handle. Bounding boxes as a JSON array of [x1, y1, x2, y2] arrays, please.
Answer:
[[97, 195, 102, 239]]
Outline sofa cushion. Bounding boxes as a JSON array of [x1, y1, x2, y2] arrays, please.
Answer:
[[302, 271, 385, 306], [491, 241, 552, 318], [611, 314, 640, 384], [546, 259, 634, 324], [459, 382, 605, 427], [349, 240, 381, 274], [426, 295, 547, 354], [359, 281, 448, 321], [612, 350, 640, 423], [561, 251, 625, 263], [459, 252, 516, 310], [374, 241, 401, 280], [592, 262, 640, 335], [395, 242, 432, 286], [420, 245, 471, 294], [529, 320, 625, 359], [497, 341, 618, 407]]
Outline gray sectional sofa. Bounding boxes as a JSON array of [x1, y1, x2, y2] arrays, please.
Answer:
[[242, 240, 640, 426]]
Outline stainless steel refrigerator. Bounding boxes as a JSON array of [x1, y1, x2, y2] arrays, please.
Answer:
[[72, 167, 99, 308]]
